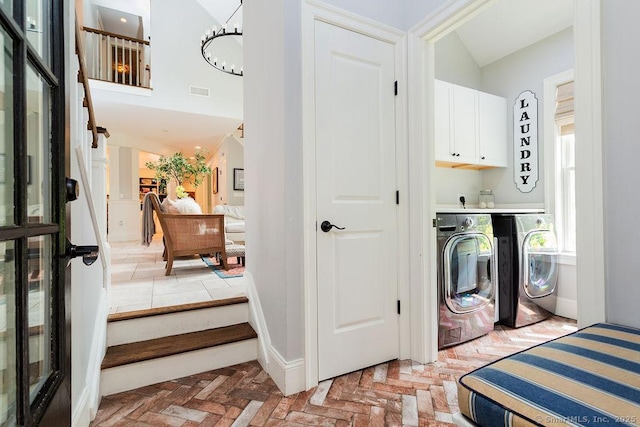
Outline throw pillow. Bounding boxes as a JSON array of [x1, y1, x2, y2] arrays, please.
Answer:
[[160, 197, 180, 214], [174, 197, 202, 214]]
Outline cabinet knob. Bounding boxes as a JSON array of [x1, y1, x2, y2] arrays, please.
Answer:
[[481, 156, 485, 160], [456, 153, 460, 157]]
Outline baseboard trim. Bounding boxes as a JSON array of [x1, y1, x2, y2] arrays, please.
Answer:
[[267, 346, 305, 396], [73, 288, 109, 426], [554, 296, 578, 320], [244, 271, 270, 372], [72, 387, 90, 427]]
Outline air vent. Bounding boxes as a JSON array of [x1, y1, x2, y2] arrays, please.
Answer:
[[189, 86, 210, 97]]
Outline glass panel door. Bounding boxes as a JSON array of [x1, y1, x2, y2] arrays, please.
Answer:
[[444, 234, 494, 313], [523, 230, 559, 298], [0, 0, 69, 424]]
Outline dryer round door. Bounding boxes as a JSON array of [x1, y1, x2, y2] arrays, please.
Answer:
[[443, 234, 494, 313], [522, 230, 558, 298]]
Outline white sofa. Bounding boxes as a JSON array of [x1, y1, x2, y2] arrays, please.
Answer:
[[213, 205, 245, 243]]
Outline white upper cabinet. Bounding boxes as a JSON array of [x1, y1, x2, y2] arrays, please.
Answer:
[[434, 79, 507, 168], [478, 91, 508, 167], [452, 84, 479, 164], [434, 80, 453, 160]]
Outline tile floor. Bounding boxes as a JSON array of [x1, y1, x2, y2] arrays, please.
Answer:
[[91, 317, 577, 426], [109, 235, 246, 314]]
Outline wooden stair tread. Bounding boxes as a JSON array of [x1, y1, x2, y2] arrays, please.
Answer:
[[101, 323, 257, 369], [107, 296, 249, 322]]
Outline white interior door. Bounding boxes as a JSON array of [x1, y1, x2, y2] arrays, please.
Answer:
[[315, 21, 399, 381]]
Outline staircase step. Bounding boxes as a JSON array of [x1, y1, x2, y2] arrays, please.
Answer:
[[107, 296, 248, 322], [102, 323, 256, 369], [100, 323, 258, 396], [106, 297, 249, 346]]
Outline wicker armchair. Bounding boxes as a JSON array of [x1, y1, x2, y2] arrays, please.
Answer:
[[148, 193, 227, 275]]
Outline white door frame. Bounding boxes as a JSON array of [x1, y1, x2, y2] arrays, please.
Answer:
[[407, 0, 605, 363], [301, 0, 409, 389]]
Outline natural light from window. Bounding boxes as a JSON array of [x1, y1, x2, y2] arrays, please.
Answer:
[[557, 120, 576, 252], [552, 77, 576, 254]]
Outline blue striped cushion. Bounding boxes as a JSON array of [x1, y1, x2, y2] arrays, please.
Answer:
[[458, 323, 640, 426]]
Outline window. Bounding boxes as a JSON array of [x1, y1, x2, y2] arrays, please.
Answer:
[[554, 81, 576, 253]]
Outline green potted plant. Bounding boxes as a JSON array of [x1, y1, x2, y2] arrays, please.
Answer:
[[145, 151, 212, 189]]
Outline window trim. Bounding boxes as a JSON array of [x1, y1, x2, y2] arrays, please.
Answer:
[[543, 69, 574, 256]]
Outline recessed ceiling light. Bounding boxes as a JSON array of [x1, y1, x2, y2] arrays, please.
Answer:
[[120, 17, 127, 23], [195, 146, 201, 149]]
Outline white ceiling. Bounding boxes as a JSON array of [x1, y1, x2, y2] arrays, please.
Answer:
[[455, 0, 574, 67], [94, 101, 241, 151], [97, 6, 143, 40]]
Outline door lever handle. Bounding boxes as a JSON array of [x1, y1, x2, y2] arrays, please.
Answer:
[[65, 239, 99, 266], [320, 221, 345, 233]]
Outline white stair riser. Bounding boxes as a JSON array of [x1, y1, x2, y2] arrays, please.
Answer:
[[100, 338, 257, 396], [107, 304, 249, 346]]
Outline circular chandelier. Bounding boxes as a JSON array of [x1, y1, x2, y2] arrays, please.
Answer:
[[200, 0, 243, 77]]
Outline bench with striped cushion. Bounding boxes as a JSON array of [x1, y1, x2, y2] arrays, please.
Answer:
[[457, 323, 640, 426]]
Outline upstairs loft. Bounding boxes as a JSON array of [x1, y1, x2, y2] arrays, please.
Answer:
[[82, 26, 152, 89]]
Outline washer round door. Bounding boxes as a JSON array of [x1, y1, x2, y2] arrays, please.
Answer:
[[522, 230, 558, 298], [443, 234, 494, 313]]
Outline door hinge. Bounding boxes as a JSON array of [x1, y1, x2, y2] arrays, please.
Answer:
[[396, 190, 399, 205], [394, 80, 398, 96], [433, 218, 437, 227], [397, 300, 401, 314]]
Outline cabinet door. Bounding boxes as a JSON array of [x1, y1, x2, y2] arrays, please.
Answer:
[[452, 84, 478, 163], [479, 91, 508, 167], [434, 80, 453, 162]]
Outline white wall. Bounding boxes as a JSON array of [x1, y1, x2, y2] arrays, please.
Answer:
[[106, 145, 140, 242], [435, 168, 483, 207], [481, 27, 574, 206], [602, 0, 640, 328], [148, 0, 242, 118], [435, 31, 482, 89], [68, 9, 110, 424], [211, 135, 244, 207], [244, 0, 304, 362]]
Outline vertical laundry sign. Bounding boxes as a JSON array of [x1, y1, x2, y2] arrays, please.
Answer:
[[514, 91, 538, 193]]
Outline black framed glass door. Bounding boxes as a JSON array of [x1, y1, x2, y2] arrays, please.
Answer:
[[0, 0, 69, 425]]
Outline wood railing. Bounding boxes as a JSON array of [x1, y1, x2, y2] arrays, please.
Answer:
[[75, 18, 98, 148], [82, 27, 151, 89]]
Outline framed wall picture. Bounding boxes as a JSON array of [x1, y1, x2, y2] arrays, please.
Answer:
[[233, 168, 244, 191], [212, 167, 218, 194]]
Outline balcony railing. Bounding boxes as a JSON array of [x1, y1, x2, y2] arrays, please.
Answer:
[[82, 27, 151, 89]]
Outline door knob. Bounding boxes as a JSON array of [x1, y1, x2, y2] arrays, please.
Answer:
[[65, 239, 99, 266], [66, 177, 79, 202], [320, 221, 345, 233]]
